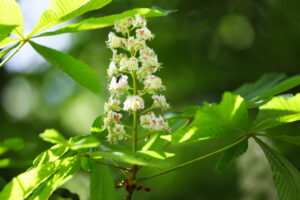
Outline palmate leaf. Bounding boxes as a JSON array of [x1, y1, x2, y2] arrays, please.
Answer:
[[90, 162, 116, 200], [33, 145, 69, 167], [30, 41, 101, 93], [27, 156, 80, 200], [37, 8, 173, 37], [215, 138, 248, 172], [167, 92, 249, 143], [234, 73, 300, 108], [0, 0, 24, 37], [266, 135, 300, 147], [68, 135, 100, 150], [29, 0, 112, 36], [89, 150, 171, 167], [0, 156, 77, 200], [253, 93, 300, 131], [0, 42, 19, 59], [0, 37, 18, 49], [255, 137, 300, 200], [0, 24, 17, 42]]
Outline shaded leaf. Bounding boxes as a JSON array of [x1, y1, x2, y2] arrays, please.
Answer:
[[30, 41, 101, 93], [37, 7, 172, 37], [167, 92, 248, 143], [266, 134, 300, 147], [255, 137, 300, 200], [91, 115, 106, 138], [0, 24, 17, 42], [234, 73, 300, 108], [0, 137, 26, 155], [253, 93, 300, 130], [0, 0, 24, 36], [90, 162, 116, 200], [215, 139, 248, 172], [29, 0, 111, 36], [81, 157, 93, 171], [39, 129, 67, 145], [27, 156, 80, 200]]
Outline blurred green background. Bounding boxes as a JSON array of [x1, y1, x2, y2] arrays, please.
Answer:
[[1, 0, 300, 199]]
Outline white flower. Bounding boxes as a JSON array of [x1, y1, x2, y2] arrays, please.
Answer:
[[132, 14, 146, 27], [104, 97, 121, 112], [140, 46, 156, 57], [107, 32, 125, 49], [123, 95, 145, 112], [114, 17, 133, 34], [140, 112, 169, 131], [107, 61, 118, 78], [126, 37, 145, 51], [152, 95, 170, 110], [109, 75, 129, 94], [107, 124, 126, 143], [136, 65, 152, 80], [119, 57, 139, 72], [104, 111, 123, 127], [136, 27, 154, 40], [143, 75, 165, 94]]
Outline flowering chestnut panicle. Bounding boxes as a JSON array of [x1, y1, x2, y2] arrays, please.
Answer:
[[104, 14, 170, 144]]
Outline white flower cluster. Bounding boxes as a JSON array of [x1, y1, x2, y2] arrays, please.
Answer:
[[103, 14, 170, 143]]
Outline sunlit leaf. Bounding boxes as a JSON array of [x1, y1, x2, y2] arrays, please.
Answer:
[[33, 145, 69, 167], [215, 138, 248, 172], [39, 129, 67, 145], [30, 41, 101, 93], [0, 42, 19, 59], [0, 37, 18, 48], [255, 137, 300, 200], [253, 93, 300, 130], [29, 0, 111, 36], [0, 156, 75, 200], [81, 157, 93, 171], [168, 92, 249, 143], [90, 162, 116, 200], [89, 150, 170, 167], [0, 0, 24, 36], [91, 115, 106, 138], [68, 135, 100, 150], [27, 156, 80, 200], [37, 7, 173, 37]]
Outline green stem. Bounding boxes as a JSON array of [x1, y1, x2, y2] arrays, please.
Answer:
[[0, 40, 26, 68], [138, 136, 248, 182]]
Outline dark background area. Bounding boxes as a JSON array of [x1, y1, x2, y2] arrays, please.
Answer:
[[1, 0, 300, 199]]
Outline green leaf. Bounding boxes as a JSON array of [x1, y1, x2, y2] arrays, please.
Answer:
[[0, 42, 19, 59], [39, 129, 67, 145], [27, 156, 80, 200], [30, 41, 101, 93], [255, 137, 300, 200], [89, 150, 170, 167], [141, 133, 169, 152], [68, 135, 100, 150], [29, 0, 111, 36], [0, 0, 24, 36], [81, 157, 93, 171], [265, 134, 300, 147], [90, 162, 116, 200], [0, 24, 17, 42], [168, 92, 248, 143], [215, 139, 248, 172], [0, 37, 18, 48], [33, 145, 69, 167], [36, 7, 172, 37], [91, 115, 106, 138], [0, 137, 26, 155], [234, 73, 300, 108], [0, 157, 75, 200], [253, 93, 300, 130]]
